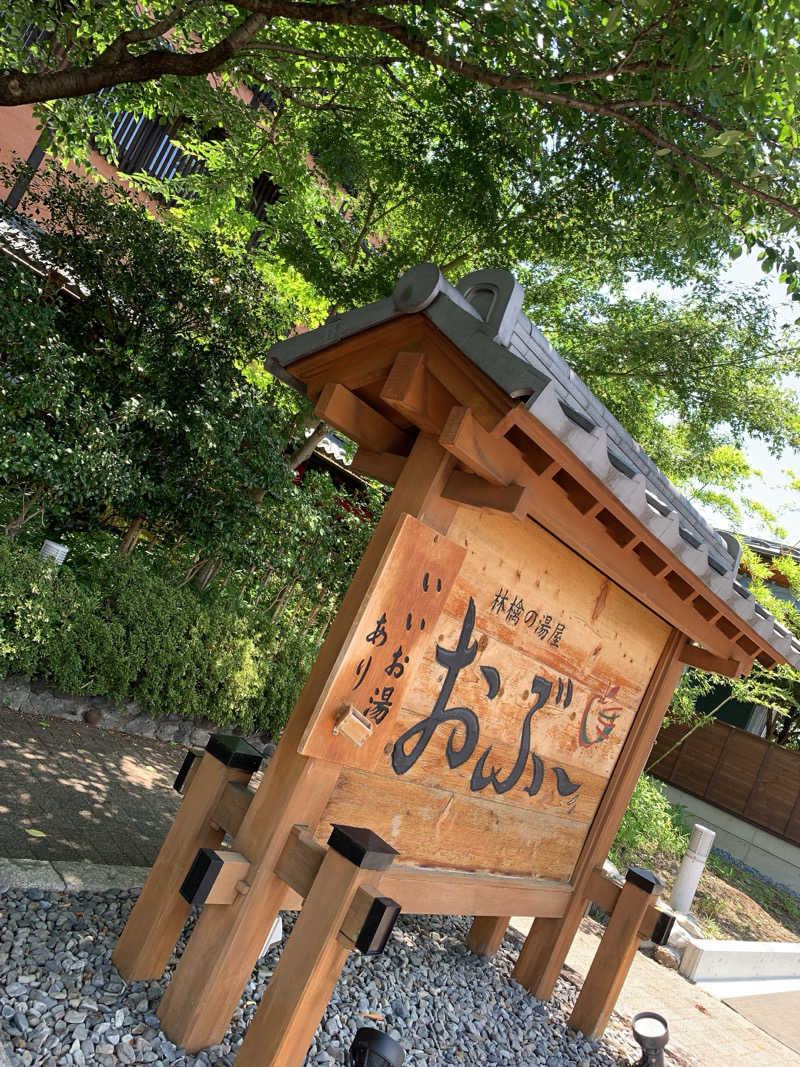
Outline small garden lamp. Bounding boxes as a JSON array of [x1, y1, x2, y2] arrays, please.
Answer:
[[349, 1027, 404, 1067], [631, 1011, 669, 1066]]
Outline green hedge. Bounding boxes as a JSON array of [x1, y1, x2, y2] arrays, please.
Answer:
[[0, 539, 318, 737]]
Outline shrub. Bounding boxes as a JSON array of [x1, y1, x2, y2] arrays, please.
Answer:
[[0, 538, 319, 737], [610, 773, 689, 869]]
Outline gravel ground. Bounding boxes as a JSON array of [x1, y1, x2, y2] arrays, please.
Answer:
[[0, 887, 692, 1067]]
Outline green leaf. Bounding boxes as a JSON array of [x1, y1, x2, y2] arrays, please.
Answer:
[[25, 828, 46, 838], [604, 5, 623, 33]]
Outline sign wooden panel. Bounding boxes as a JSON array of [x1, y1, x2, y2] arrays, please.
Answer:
[[303, 507, 670, 882]]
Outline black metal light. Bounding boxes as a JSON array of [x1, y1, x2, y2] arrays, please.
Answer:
[[349, 1027, 404, 1067], [631, 1011, 669, 1067]]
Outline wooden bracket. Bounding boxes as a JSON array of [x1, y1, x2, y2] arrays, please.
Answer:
[[349, 447, 407, 486], [439, 406, 529, 487], [314, 382, 412, 455], [379, 351, 457, 435], [679, 643, 742, 678], [179, 849, 251, 907], [442, 470, 531, 520]]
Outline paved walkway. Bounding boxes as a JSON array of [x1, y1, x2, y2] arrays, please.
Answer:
[[1, 703, 798, 1066], [512, 916, 800, 1067], [0, 705, 180, 867]]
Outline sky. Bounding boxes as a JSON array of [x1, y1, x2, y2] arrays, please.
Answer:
[[724, 254, 799, 546], [628, 252, 800, 547]]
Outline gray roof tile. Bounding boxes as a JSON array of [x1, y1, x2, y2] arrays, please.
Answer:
[[269, 263, 799, 670]]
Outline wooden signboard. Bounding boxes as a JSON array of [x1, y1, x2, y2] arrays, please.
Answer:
[[114, 298, 765, 1065], [306, 507, 670, 881]]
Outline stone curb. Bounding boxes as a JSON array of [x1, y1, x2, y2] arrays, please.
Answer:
[[1, 674, 276, 756], [0, 856, 150, 894]]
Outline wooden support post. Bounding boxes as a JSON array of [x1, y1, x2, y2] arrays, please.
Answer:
[[466, 915, 511, 957], [112, 736, 263, 980], [568, 867, 662, 1039], [154, 435, 457, 1052], [511, 630, 686, 1000], [233, 826, 397, 1067]]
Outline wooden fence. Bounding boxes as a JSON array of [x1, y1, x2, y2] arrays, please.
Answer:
[[649, 719, 800, 846]]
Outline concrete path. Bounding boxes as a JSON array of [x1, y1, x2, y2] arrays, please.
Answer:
[[0, 705, 180, 867], [510, 918, 800, 1066], [2, 702, 798, 1066]]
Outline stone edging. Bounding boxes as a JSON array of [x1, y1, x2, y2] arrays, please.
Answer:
[[0, 675, 274, 754], [0, 856, 149, 894]]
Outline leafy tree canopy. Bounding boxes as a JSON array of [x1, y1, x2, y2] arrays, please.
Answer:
[[3, 1, 800, 306], [522, 266, 800, 529]]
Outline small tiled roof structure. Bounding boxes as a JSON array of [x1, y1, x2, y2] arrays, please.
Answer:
[[268, 263, 800, 672]]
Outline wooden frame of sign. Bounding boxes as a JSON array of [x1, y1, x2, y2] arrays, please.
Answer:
[[115, 319, 778, 1066]]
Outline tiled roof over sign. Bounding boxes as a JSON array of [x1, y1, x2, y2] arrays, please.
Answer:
[[268, 263, 800, 670]]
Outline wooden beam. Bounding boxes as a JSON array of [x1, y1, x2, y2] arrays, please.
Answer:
[[679, 644, 742, 678], [379, 351, 457, 435], [275, 826, 572, 918], [155, 435, 458, 1052], [569, 869, 662, 1038], [586, 867, 672, 942], [275, 825, 326, 898], [442, 470, 531, 519], [211, 781, 253, 836], [314, 382, 412, 456], [349, 448, 406, 486]]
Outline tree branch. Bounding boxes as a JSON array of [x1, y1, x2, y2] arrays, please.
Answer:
[[0, 11, 268, 105]]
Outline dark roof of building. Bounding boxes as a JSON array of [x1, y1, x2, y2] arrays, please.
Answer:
[[268, 263, 800, 669]]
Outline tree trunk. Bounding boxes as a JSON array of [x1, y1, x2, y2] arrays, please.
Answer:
[[4, 487, 45, 539], [118, 516, 144, 555], [289, 420, 327, 470], [194, 556, 223, 591]]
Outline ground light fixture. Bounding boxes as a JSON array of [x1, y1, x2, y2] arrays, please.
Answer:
[[631, 1011, 669, 1066], [349, 1027, 405, 1066]]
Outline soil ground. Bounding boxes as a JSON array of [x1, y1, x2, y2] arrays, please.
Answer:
[[651, 853, 800, 942]]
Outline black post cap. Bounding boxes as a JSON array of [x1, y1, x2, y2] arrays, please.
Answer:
[[626, 866, 663, 895], [205, 734, 264, 774], [180, 848, 223, 906], [173, 749, 198, 793], [328, 825, 398, 870], [355, 896, 401, 955], [651, 911, 675, 946]]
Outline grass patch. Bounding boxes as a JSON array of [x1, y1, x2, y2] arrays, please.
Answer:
[[611, 774, 800, 942]]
